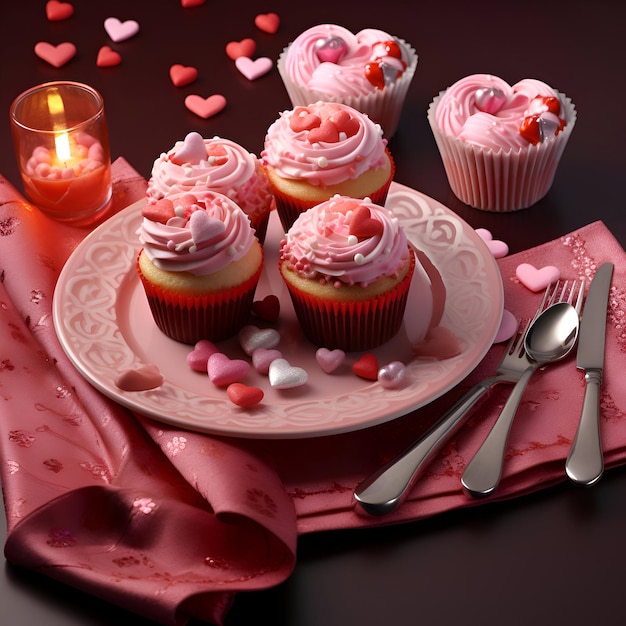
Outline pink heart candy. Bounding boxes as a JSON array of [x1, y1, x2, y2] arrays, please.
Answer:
[[516, 263, 561, 292], [475, 228, 509, 258], [315, 36, 348, 64], [186, 339, 219, 372], [239, 325, 280, 356], [475, 87, 507, 114], [34, 41, 76, 68], [184, 94, 227, 119], [315, 348, 346, 374], [493, 309, 518, 343], [377, 361, 407, 389], [268, 358, 308, 389], [207, 353, 250, 387], [115, 364, 163, 391], [235, 56, 273, 81], [189, 210, 225, 246], [171, 132, 207, 165], [252, 348, 283, 375], [104, 17, 140, 43]]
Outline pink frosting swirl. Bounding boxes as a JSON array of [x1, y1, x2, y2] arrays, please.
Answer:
[[435, 74, 568, 150], [261, 101, 388, 187], [284, 25, 412, 96], [279, 195, 410, 287], [137, 191, 255, 276]]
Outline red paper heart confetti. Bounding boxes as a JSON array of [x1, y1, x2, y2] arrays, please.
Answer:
[[515, 263, 560, 292], [227, 383, 264, 407], [46, 0, 74, 21], [352, 353, 379, 380], [104, 17, 140, 43], [34, 41, 76, 68], [169, 64, 198, 87], [96, 46, 122, 68], [235, 56, 273, 81], [252, 294, 280, 322], [254, 12, 280, 34], [225, 38, 256, 60], [184, 94, 227, 119]]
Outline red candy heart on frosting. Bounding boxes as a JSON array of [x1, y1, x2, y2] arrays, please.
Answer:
[[349, 206, 383, 239], [352, 353, 379, 380], [142, 199, 175, 223], [330, 110, 359, 138], [290, 108, 321, 133], [308, 120, 340, 144]]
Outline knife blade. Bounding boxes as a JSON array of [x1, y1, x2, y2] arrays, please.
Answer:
[[565, 262, 614, 485]]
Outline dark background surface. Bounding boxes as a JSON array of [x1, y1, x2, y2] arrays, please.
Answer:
[[1, 1, 625, 624]]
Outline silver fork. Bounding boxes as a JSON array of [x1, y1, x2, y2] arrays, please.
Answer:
[[461, 279, 585, 498], [353, 282, 561, 516]]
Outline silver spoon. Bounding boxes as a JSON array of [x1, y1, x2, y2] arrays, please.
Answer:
[[461, 301, 580, 497]]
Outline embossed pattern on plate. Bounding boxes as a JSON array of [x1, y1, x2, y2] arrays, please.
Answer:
[[53, 183, 503, 438]]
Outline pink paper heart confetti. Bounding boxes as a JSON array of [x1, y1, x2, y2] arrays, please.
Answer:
[[475, 228, 509, 258], [46, 1, 74, 21], [239, 325, 280, 356], [252, 348, 283, 375], [96, 46, 122, 68], [115, 364, 163, 391], [315, 348, 346, 374], [378, 361, 408, 389], [235, 56, 273, 81], [104, 17, 140, 43], [169, 64, 198, 87], [254, 12, 280, 34], [207, 353, 250, 387], [225, 38, 256, 60], [186, 339, 219, 372], [34, 41, 76, 68], [227, 383, 264, 407], [493, 309, 518, 343], [184, 94, 227, 119], [268, 358, 308, 389], [516, 263, 561, 292]]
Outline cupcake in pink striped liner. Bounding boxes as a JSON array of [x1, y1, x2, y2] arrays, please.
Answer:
[[427, 74, 576, 212]]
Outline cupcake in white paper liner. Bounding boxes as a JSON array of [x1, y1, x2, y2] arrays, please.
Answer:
[[277, 25, 418, 138], [427, 74, 576, 212]]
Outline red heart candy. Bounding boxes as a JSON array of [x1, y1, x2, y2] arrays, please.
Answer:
[[308, 120, 339, 144], [142, 199, 175, 223], [96, 46, 122, 68], [184, 94, 227, 119], [349, 206, 383, 239], [169, 64, 198, 87], [330, 110, 359, 138], [290, 108, 321, 133], [225, 38, 256, 60], [252, 294, 280, 323], [352, 353, 379, 380], [34, 41, 76, 68], [227, 383, 264, 407], [254, 12, 280, 34], [46, 0, 74, 21]]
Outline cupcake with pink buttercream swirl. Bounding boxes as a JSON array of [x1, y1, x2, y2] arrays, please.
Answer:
[[262, 101, 394, 230], [428, 74, 576, 211], [146, 132, 274, 241], [279, 195, 415, 351], [278, 24, 417, 137], [136, 190, 263, 343]]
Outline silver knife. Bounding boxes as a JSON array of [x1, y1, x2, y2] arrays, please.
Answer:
[[565, 262, 614, 486]]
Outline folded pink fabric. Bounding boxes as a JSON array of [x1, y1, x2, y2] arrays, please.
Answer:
[[2, 160, 625, 623]]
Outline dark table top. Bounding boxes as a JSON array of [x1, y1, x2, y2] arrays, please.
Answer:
[[1, 1, 625, 625]]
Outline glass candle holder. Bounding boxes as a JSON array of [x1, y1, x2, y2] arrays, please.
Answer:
[[10, 81, 112, 224]]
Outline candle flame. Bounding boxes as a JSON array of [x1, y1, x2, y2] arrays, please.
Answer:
[[47, 88, 72, 165], [54, 132, 72, 163]]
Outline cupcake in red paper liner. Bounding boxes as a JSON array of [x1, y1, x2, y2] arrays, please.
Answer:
[[277, 24, 418, 137], [262, 101, 394, 231], [136, 191, 263, 344], [428, 74, 576, 212], [146, 132, 274, 242], [278, 195, 415, 351]]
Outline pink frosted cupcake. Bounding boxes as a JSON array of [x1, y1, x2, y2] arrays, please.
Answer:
[[262, 101, 394, 231], [278, 195, 415, 351], [278, 24, 418, 137], [146, 132, 274, 242], [136, 191, 263, 344], [428, 74, 576, 212]]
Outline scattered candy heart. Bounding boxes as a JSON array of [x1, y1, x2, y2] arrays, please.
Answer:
[[378, 361, 408, 389], [225, 38, 256, 60], [34, 41, 76, 68], [207, 353, 250, 387], [184, 94, 227, 119], [186, 339, 219, 371], [269, 358, 308, 389], [352, 353, 379, 380], [104, 17, 140, 43], [189, 210, 226, 245], [181, 0, 206, 7], [46, 1, 74, 21], [412, 326, 461, 359], [96, 46, 122, 68], [475, 228, 509, 258], [315, 348, 346, 374], [169, 64, 198, 87], [290, 108, 322, 133], [115, 364, 163, 391], [239, 325, 280, 355], [493, 309, 518, 343], [252, 295, 280, 322], [171, 131, 207, 165], [515, 263, 560, 292], [308, 120, 339, 144], [254, 12, 280, 34], [252, 348, 283, 375], [227, 383, 264, 407], [350, 205, 383, 239], [142, 198, 175, 224], [235, 56, 273, 81]]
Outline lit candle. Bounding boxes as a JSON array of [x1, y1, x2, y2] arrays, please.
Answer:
[[10, 82, 112, 224]]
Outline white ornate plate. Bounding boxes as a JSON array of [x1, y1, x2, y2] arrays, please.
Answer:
[[53, 183, 503, 439]]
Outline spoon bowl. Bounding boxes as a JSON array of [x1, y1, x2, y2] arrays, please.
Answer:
[[524, 301, 580, 363]]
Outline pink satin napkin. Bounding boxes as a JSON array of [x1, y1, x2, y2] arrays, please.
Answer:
[[2, 159, 626, 624]]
